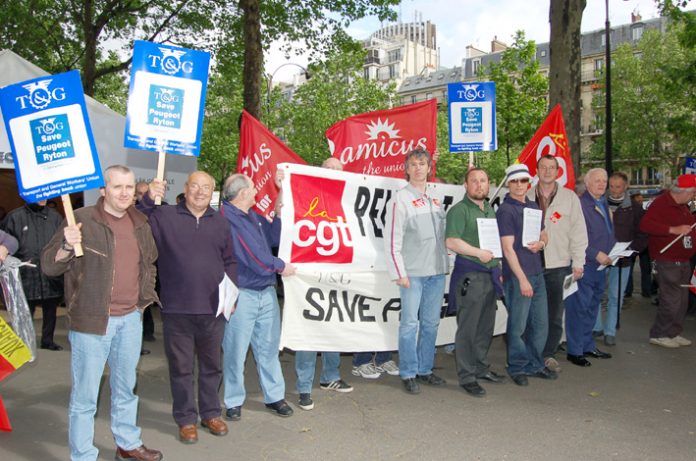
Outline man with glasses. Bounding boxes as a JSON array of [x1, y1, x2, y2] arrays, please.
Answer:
[[142, 172, 238, 444], [527, 155, 588, 372], [497, 164, 555, 386]]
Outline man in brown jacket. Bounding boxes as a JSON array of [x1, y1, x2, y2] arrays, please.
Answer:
[[42, 165, 162, 461]]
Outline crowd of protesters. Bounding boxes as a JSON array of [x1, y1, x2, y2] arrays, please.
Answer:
[[1, 150, 694, 461]]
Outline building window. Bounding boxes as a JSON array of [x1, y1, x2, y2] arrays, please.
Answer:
[[473, 59, 481, 75], [647, 167, 659, 184], [540, 50, 547, 57], [601, 33, 606, 47], [632, 25, 643, 41], [388, 49, 401, 62], [389, 64, 396, 79], [426, 92, 433, 100], [364, 67, 370, 80], [411, 95, 417, 104], [632, 169, 642, 185], [594, 58, 604, 71]]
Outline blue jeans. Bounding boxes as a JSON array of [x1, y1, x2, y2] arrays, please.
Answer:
[[503, 274, 548, 376], [398, 275, 445, 379], [223, 287, 285, 407], [565, 266, 605, 356], [594, 265, 631, 337], [295, 351, 341, 393], [352, 351, 392, 367], [68, 311, 143, 461]]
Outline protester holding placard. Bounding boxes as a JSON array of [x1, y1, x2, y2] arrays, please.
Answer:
[[497, 164, 555, 386], [384, 148, 448, 395], [445, 168, 506, 397], [41, 165, 162, 461], [140, 172, 237, 444]]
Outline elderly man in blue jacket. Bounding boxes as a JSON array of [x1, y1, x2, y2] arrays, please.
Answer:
[[220, 173, 297, 420], [564, 168, 615, 367]]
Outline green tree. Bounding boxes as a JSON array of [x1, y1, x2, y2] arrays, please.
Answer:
[[237, 0, 399, 118], [480, 31, 548, 166], [588, 26, 696, 174], [267, 32, 396, 166], [0, 0, 224, 97]]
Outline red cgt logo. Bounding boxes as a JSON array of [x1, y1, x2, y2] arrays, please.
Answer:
[[290, 174, 354, 263]]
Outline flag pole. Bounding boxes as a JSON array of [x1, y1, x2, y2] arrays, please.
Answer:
[[154, 151, 166, 206]]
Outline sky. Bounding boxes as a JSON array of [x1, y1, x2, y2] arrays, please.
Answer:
[[266, 0, 662, 82]]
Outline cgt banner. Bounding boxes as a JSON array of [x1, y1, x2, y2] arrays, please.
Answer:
[[124, 40, 210, 156], [277, 163, 507, 351], [0, 70, 104, 202], [326, 100, 437, 179]]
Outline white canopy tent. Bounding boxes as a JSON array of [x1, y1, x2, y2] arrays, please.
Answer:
[[0, 49, 197, 205]]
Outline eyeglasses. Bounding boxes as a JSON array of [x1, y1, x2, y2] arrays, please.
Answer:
[[188, 183, 212, 192], [509, 178, 530, 184]]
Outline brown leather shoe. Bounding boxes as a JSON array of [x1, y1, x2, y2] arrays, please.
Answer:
[[115, 445, 163, 461], [201, 416, 228, 436], [178, 424, 198, 444]]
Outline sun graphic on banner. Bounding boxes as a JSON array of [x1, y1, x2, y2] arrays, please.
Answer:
[[364, 118, 401, 140]]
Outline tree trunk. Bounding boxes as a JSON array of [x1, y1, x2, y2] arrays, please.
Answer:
[[241, 0, 262, 119], [549, 0, 586, 175]]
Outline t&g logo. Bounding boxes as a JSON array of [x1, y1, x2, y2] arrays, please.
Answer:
[[16, 79, 67, 110], [458, 84, 485, 101], [148, 47, 194, 75], [34, 117, 64, 136]]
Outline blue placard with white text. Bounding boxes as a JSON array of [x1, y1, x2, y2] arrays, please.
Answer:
[[685, 157, 696, 174], [124, 40, 210, 157], [447, 82, 497, 152], [0, 70, 104, 202]]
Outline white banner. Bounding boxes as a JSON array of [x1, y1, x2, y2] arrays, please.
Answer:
[[278, 163, 507, 351]]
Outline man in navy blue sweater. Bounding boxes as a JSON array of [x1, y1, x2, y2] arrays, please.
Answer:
[[142, 172, 238, 444], [220, 173, 296, 420]]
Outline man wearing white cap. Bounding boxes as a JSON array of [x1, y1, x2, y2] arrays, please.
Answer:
[[497, 164, 555, 386], [640, 174, 696, 348]]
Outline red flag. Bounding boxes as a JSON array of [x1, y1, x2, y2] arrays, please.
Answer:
[[690, 268, 696, 295], [516, 104, 576, 190], [237, 110, 307, 221], [326, 100, 437, 178]]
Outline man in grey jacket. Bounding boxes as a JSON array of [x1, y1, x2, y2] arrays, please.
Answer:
[[384, 148, 448, 394]]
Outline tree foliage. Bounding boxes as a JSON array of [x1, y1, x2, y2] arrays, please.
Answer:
[[588, 26, 696, 174], [479, 31, 548, 166], [267, 31, 396, 166]]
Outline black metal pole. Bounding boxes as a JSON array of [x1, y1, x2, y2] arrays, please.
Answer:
[[605, 0, 613, 176]]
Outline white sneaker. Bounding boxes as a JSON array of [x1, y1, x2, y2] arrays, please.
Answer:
[[673, 336, 692, 346], [351, 362, 381, 379], [544, 357, 561, 373], [376, 360, 400, 376], [649, 337, 680, 348]]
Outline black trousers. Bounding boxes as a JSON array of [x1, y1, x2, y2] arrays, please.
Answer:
[[28, 297, 61, 346]]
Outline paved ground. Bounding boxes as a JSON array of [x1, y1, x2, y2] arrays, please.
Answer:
[[1, 293, 695, 461]]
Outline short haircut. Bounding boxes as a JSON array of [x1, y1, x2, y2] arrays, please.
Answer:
[[104, 165, 134, 185], [584, 168, 607, 185], [186, 170, 215, 187], [404, 148, 432, 181], [464, 167, 488, 184], [537, 154, 559, 168], [222, 174, 252, 201], [610, 172, 629, 184]]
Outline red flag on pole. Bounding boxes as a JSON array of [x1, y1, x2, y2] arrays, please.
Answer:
[[326, 100, 438, 178], [237, 110, 307, 221], [516, 104, 576, 190]]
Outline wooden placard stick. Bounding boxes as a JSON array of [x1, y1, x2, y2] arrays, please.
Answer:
[[154, 151, 166, 205], [61, 195, 83, 257]]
